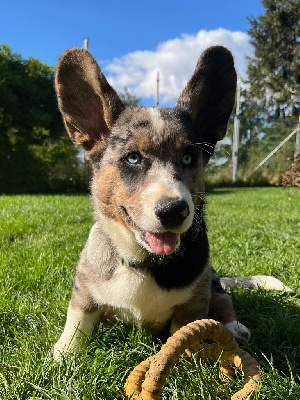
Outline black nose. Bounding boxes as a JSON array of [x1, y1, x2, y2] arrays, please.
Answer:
[[154, 196, 189, 229]]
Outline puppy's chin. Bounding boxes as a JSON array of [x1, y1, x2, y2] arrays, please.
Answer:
[[100, 210, 187, 261], [114, 206, 191, 258], [98, 213, 148, 262]]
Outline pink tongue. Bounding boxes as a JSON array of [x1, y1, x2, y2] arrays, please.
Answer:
[[144, 232, 178, 255]]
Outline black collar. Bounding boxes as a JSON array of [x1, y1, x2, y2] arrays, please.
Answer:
[[122, 255, 169, 269]]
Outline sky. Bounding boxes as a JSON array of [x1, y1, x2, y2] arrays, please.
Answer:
[[1, 0, 264, 106]]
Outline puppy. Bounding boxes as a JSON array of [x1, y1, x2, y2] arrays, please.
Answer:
[[53, 46, 251, 359]]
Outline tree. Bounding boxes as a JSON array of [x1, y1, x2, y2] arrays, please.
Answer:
[[118, 87, 142, 107], [243, 0, 300, 122], [0, 44, 85, 193], [225, 1, 300, 186]]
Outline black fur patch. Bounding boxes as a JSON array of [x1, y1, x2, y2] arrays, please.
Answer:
[[147, 212, 209, 289], [117, 155, 152, 191], [211, 268, 227, 294]]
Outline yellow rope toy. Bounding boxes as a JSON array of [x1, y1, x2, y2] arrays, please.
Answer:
[[124, 319, 260, 400]]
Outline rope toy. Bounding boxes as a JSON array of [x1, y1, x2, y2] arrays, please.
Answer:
[[124, 319, 260, 400]]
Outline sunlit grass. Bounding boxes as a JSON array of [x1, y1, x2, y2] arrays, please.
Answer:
[[0, 188, 299, 399]]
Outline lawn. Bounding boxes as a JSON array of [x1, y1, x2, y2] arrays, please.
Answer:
[[0, 188, 299, 399]]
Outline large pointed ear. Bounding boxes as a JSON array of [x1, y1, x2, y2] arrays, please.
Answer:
[[176, 46, 236, 144], [55, 47, 125, 151]]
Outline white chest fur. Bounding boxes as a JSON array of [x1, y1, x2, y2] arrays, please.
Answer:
[[89, 264, 194, 330]]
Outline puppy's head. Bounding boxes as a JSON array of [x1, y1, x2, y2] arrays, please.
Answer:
[[55, 46, 236, 260]]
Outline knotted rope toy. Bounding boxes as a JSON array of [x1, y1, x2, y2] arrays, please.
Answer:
[[124, 319, 260, 400]]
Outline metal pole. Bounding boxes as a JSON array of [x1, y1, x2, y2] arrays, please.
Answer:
[[251, 129, 297, 174], [83, 37, 90, 50], [296, 130, 300, 156], [232, 81, 240, 183], [156, 71, 160, 106], [295, 117, 300, 156]]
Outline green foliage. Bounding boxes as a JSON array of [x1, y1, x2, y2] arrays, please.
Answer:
[[0, 44, 85, 193], [207, 1, 300, 186], [118, 87, 142, 107], [0, 190, 299, 399], [239, 121, 297, 184], [206, 120, 298, 186], [243, 0, 300, 121], [282, 153, 300, 189]]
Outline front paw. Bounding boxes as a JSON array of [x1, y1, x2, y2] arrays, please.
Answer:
[[53, 335, 79, 361], [54, 340, 64, 361], [53, 338, 70, 361], [225, 320, 251, 342]]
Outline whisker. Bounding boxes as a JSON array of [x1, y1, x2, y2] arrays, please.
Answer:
[[193, 142, 215, 148], [191, 142, 215, 156]]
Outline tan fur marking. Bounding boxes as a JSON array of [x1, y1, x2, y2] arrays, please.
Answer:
[[94, 164, 130, 223], [208, 291, 237, 324]]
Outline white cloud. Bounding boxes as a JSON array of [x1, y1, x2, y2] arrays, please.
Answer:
[[103, 28, 253, 106]]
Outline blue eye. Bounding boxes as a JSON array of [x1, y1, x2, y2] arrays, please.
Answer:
[[182, 154, 192, 165], [126, 153, 141, 165]]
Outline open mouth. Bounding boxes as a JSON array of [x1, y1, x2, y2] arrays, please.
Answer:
[[143, 231, 178, 255], [120, 206, 179, 255]]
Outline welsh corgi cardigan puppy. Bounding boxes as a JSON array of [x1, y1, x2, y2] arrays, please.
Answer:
[[53, 46, 252, 359]]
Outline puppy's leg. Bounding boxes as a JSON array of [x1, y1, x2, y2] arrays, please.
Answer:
[[209, 268, 250, 341], [54, 277, 103, 361], [54, 301, 102, 360], [220, 275, 293, 293]]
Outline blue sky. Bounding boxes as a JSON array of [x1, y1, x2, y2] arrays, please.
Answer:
[[1, 0, 264, 106]]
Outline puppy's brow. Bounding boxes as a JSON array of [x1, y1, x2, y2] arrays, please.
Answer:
[[109, 133, 133, 148]]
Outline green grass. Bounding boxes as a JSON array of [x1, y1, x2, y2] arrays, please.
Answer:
[[0, 188, 299, 399]]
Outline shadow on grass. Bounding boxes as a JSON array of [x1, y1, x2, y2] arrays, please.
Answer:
[[231, 288, 300, 380], [206, 188, 236, 195]]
